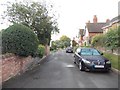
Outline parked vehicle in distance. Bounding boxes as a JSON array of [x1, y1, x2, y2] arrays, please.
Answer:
[[74, 47, 111, 72], [66, 47, 73, 53]]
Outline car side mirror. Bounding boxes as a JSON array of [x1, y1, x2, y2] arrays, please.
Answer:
[[101, 53, 103, 55], [78, 52, 81, 55]]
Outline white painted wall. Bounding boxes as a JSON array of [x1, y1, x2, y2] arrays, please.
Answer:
[[83, 28, 89, 46]]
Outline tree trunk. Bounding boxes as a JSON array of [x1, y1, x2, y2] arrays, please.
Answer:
[[45, 44, 50, 56]]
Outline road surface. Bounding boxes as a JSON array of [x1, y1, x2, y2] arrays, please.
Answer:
[[2, 50, 119, 88]]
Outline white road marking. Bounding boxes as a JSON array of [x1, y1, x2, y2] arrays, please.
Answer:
[[62, 63, 75, 68], [66, 64, 75, 68]]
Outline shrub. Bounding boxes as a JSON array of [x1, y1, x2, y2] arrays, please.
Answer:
[[91, 27, 120, 53], [91, 34, 106, 47], [37, 44, 45, 58], [106, 28, 120, 50], [2, 23, 39, 56]]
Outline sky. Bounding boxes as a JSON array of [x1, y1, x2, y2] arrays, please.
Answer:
[[0, 0, 119, 40]]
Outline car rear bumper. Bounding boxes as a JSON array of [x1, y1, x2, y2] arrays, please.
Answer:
[[66, 50, 73, 53]]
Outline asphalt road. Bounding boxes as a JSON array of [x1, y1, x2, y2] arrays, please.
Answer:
[[2, 50, 119, 88]]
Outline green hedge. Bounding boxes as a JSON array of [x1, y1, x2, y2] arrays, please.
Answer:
[[2, 23, 39, 57], [37, 44, 45, 58], [91, 34, 106, 47], [91, 26, 120, 50]]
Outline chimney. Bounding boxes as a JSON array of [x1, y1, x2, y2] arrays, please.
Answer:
[[106, 19, 110, 22], [93, 15, 97, 23], [88, 20, 90, 23]]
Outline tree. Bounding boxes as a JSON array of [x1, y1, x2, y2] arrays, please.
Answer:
[[105, 27, 120, 52], [2, 1, 59, 45], [72, 40, 78, 47], [60, 35, 71, 48], [51, 41, 57, 50], [91, 26, 120, 53], [91, 34, 106, 47]]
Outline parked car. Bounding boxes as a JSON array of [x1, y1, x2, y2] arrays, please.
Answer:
[[74, 47, 111, 72], [66, 47, 73, 53]]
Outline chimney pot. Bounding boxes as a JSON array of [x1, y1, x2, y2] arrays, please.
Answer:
[[88, 20, 90, 23], [93, 15, 98, 23], [106, 19, 110, 22]]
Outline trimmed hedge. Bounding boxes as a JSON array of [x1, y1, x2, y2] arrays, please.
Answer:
[[37, 44, 45, 58], [91, 34, 106, 47], [2, 23, 39, 56], [91, 26, 120, 50]]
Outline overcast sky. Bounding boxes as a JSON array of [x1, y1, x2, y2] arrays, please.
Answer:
[[0, 0, 119, 40]]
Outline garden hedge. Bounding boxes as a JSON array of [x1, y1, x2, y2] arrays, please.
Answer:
[[2, 23, 39, 56], [37, 44, 45, 58]]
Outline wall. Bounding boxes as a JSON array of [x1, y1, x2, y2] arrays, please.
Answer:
[[96, 47, 120, 55], [1, 54, 33, 83]]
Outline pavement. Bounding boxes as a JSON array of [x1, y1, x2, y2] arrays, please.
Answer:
[[2, 50, 119, 88]]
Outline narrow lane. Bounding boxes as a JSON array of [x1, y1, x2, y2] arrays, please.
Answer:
[[3, 50, 119, 88]]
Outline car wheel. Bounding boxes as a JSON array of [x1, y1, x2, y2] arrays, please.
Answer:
[[106, 69, 111, 73], [74, 59, 76, 64], [79, 62, 85, 71]]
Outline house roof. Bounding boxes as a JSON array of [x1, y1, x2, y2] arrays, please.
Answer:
[[86, 23, 106, 33], [110, 15, 120, 23], [102, 15, 120, 29]]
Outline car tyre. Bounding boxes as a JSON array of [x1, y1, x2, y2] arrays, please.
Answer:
[[74, 60, 76, 64], [79, 62, 85, 71], [106, 69, 111, 73]]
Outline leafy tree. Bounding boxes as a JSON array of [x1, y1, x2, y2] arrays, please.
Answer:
[[51, 35, 71, 50], [60, 35, 71, 48], [2, 1, 59, 45], [91, 26, 120, 53], [91, 34, 106, 47], [51, 40, 64, 50], [51, 41, 57, 50], [72, 40, 78, 47], [105, 27, 120, 51]]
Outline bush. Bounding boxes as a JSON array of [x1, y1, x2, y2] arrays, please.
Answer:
[[106, 28, 120, 49], [2, 23, 39, 56], [37, 44, 45, 58], [91, 34, 106, 47]]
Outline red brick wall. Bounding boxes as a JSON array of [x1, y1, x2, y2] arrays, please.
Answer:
[[1, 54, 33, 83]]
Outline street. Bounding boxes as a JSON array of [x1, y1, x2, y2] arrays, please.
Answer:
[[2, 50, 119, 88]]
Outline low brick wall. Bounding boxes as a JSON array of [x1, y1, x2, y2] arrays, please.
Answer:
[[96, 47, 120, 55], [1, 54, 33, 83]]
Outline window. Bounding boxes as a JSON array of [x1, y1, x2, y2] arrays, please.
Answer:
[[80, 48, 100, 55]]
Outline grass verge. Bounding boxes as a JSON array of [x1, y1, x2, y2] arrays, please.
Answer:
[[103, 53, 120, 70]]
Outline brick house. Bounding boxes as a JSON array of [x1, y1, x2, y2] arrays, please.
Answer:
[[83, 15, 106, 46], [102, 15, 120, 34]]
